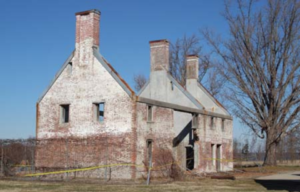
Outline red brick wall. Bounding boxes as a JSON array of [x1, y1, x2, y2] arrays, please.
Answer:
[[76, 11, 100, 46], [35, 134, 134, 179], [135, 102, 175, 178]]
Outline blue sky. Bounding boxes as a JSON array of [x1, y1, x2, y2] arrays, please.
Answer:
[[0, 0, 251, 140]]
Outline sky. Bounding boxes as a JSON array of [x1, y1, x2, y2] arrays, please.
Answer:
[[0, 0, 253, 140]]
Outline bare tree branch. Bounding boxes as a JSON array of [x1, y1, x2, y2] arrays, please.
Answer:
[[133, 74, 147, 92], [202, 0, 300, 165]]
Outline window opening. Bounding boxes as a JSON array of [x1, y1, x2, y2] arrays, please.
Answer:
[[94, 103, 105, 122], [147, 105, 153, 122], [60, 104, 70, 123]]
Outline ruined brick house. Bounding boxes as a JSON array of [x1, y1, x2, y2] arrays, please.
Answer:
[[36, 9, 233, 179]]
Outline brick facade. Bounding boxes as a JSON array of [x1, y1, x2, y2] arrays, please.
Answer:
[[36, 9, 233, 179]]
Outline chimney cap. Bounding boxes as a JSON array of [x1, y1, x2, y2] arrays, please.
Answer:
[[75, 9, 101, 16], [149, 39, 169, 44], [186, 55, 199, 58]]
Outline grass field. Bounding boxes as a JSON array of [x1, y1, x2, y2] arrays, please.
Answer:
[[0, 179, 277, 192], [1, 166, 300, 192]]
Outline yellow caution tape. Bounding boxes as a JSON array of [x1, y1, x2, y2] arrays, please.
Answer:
[[23, 157, 249, 177], [24, 163, 137, 177], [14, 165, 32, 167]]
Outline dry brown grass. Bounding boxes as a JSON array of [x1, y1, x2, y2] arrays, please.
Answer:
[[0, 178, 284, 192], [1, 166, 300, 192]]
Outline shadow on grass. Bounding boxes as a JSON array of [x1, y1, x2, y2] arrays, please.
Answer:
[[255, 179, 300, 192]]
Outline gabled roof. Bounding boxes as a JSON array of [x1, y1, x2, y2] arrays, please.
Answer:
[[137, 68, 204, 110], [136, 80, 150, 96], [37, 50, 75, 103], [37, 48, 227, 116], [37, 48, 135, 103], [197, 82, 230, 115], [166, 73, 204, 110], [93, 47, 135, 98]]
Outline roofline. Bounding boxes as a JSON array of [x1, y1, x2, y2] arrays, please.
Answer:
[[166, 73, 205, 110], [37, 50, 75, 103], [136, 97, 232, 120], [93, 47, 135, 98], [139, 66, 205, 110], [197, 82, 230, 115], [136, 79, 150, 96]]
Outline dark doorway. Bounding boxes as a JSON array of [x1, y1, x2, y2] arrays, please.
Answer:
[[216, 144, 221, 172], [147, 140, 153, 168], [186, 146, 194, 170]]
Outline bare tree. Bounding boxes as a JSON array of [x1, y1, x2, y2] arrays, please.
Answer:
[[277, 129, 300, 162], [233, 138, 242, 162], [203, 68, 227, 99], [169, 34, 210, 86], [133, 74, 147, 92], [203, 0, 300, 165]]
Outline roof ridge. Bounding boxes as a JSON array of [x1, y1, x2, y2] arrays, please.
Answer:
[[93, 48, 135, 98], [196, 82, 229, 114], [37, 50, 75, 103], [137, 65, 204, 110], [160, 66, 205, 110], [165, 72, 205, 110]]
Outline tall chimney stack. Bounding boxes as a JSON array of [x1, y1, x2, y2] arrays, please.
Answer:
[[186, 55, 199, 80], [149, 40, 169, 71], [186, 55, 199, 93], [76, 9, 100, 47], [75, 9, 100, 65]]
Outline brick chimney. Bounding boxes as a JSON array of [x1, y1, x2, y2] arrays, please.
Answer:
[[149, 40, 169, 71], [75, 9, 101, 66], [186, 55, 199, 93], [186, 55, 199, 79]]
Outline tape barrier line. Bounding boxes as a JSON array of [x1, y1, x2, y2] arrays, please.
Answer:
[[14, 165, 32, 167], [23, 158, 247, 177], [24, 163, 139, 177]]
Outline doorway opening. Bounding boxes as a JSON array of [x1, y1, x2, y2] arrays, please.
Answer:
[[216, 144, 221, 172], [186, 146, 194, 170], [147, 140, 153, 168]]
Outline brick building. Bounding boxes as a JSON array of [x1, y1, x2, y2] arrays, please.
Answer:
[[36, 9, 233, 179]]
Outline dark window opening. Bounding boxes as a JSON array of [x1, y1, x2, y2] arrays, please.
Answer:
[[210, 117, 214, 130], [60, 104, 70, 123], [147, 105, 153, 122], [68, 62, 72, 75], [94, 103, 105, 122], [216, 144, 221, 171], [211, 144, 215, 164], [193, 129, 199, 141], [222, 119, 225, 132]]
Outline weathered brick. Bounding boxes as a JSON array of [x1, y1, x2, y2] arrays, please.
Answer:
[[36, 9, 233, 180]]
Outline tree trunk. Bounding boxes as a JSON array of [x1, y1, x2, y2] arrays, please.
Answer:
[[263, 134, 278, 166]]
